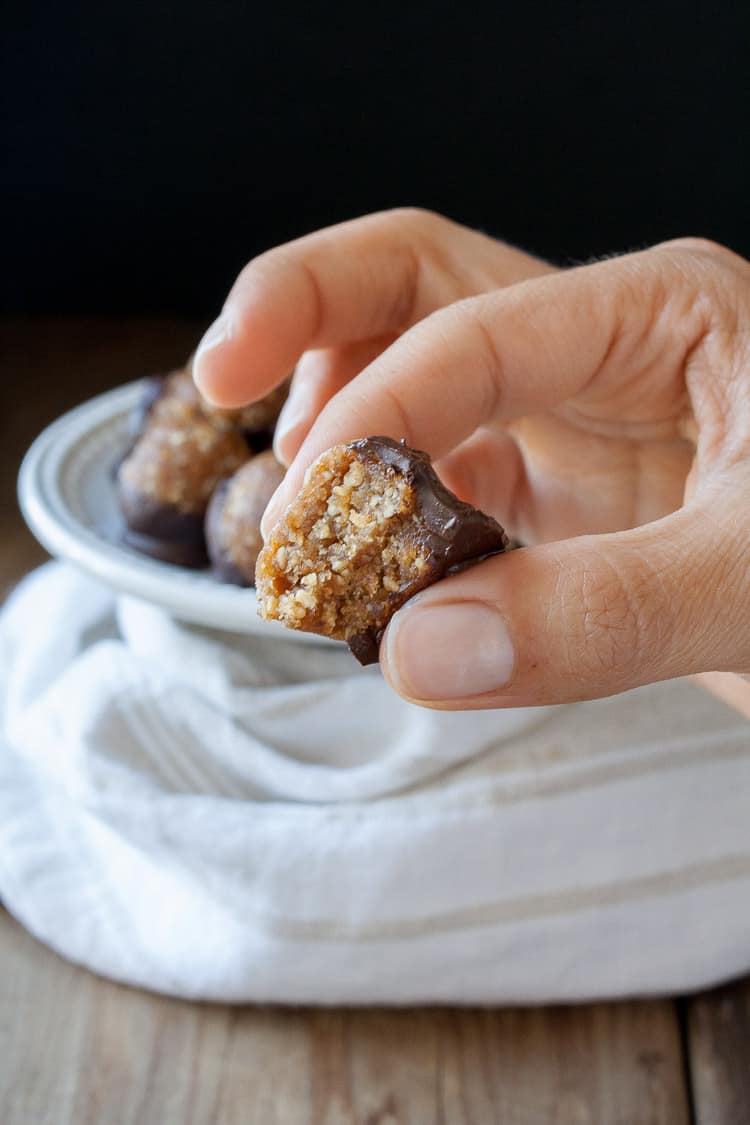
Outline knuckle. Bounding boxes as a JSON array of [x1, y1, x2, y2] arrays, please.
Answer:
[[386, 206, 444, 235], [421, 298, 503, 423], [582, 568, 641, 676], [233, 255, 264, 291], [661, 235, 731, 259], [656, 237, 750, 284], [234, 245, 325, 339], [567, 552, 653, 682], [378, 242, 421, 331], [235, 243, 291, 288], [623, 242, 750, 386]]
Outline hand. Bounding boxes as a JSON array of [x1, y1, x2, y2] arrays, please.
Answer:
[[194, 209, 750, 713]]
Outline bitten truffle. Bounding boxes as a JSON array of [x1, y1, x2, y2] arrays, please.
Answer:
[[117, 370, 250, 566], [255, 437, 509, 663], [128, 367, 290, 444], [205, 451, 286, 586]]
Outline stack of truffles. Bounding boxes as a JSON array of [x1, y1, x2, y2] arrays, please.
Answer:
[[116, 363, 288, 585], [117, 363, 511, 666]]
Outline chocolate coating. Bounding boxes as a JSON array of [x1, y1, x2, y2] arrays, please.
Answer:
[[117, 481, 210, 567], [116, 368, 250, 567], [346, 437, 509, 664], [116, 359, 293, 570], [121, 527, 210, 568]]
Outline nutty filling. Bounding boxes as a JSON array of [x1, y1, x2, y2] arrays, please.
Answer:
[[118, 383, 249, 515], [210, 453, 285, 580], [256, 445, 431, 640]]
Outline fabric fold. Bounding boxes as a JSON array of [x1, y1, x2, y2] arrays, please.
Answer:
[[1, 562, 748, 1003]]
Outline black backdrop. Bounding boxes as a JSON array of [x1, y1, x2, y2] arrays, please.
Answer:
[[4, 1, 749, 315]]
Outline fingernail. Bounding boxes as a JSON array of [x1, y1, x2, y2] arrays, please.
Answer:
[[274, 381, 312, 451], [193, 312, 232, 394], [383, 601, 515, 701]]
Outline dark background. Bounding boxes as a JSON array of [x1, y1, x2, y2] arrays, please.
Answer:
[[3, 1, 749, 316]]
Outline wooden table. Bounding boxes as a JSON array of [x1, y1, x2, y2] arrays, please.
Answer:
[[1, 318, 747, 1124]]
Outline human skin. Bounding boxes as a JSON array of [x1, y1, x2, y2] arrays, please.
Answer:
[[192, 209, 750, 715]]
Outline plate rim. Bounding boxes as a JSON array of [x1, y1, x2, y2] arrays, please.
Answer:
[[17, 379, 337, 645]]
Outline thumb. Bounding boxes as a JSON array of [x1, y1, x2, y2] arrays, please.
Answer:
[[380, 507, 745, 709]]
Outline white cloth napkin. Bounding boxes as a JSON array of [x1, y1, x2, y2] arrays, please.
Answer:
[[1, 562, 749, 1004]]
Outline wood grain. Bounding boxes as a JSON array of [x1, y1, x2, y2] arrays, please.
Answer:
[[686, 978, 750, 1125], [0, 911, 691, 1125]]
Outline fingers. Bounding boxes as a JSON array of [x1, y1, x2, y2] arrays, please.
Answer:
[[694, 671, 750, 721], [193, 208, 551, 408], [273, 335, 396, 466], [262, 248, 708, 533], [380, 502, 749, 709], [434, 429, 527, 530]]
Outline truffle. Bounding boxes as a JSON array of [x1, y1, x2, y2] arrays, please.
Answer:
[[117, 371, 250, 566], [255, 437, 509, 663], [229, 379, 291, 449], [205, 451, 286, 585], [184, 357, 291, 449]]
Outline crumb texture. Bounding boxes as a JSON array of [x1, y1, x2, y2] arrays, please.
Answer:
[[256, 444, 432, 640], [231, 379, 290, 433], [207, 452, 285, 583], [118, 372, 249, 514], [184, 359, 291, 433]]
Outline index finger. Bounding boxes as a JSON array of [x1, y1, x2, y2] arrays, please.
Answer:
[[192, 208, 550, 408], [261, 246, 710, 533]]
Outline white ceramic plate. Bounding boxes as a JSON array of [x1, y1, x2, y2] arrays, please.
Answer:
[[18, 379, 335, 644]]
